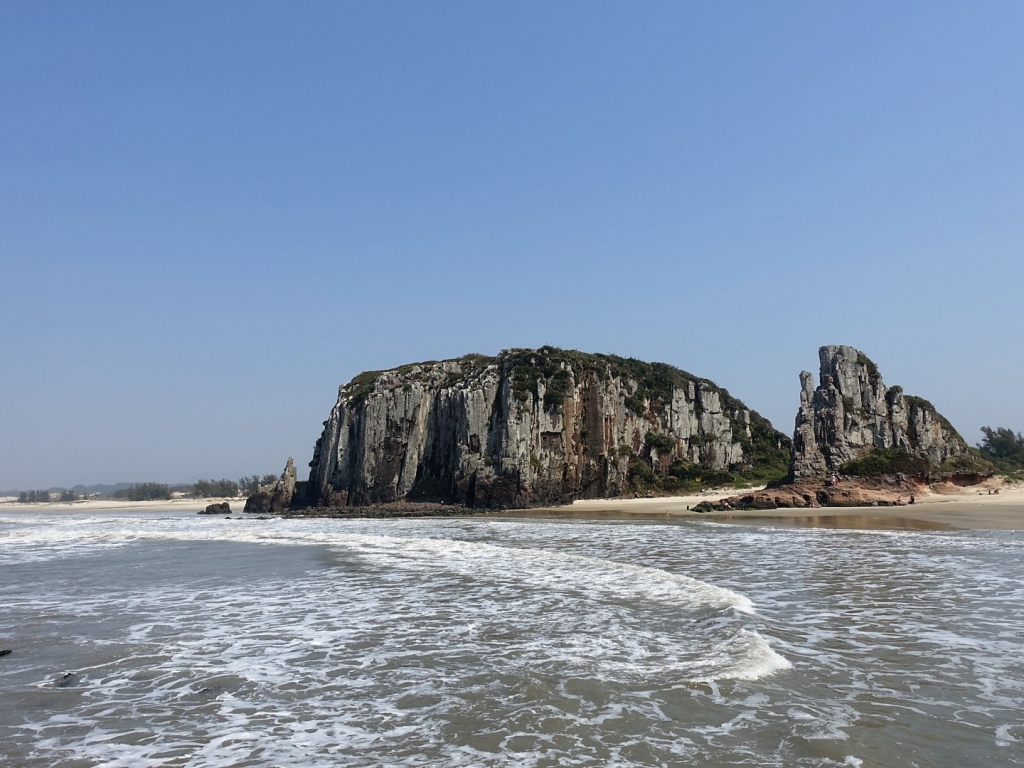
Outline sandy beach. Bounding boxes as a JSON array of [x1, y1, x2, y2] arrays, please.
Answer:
[[513, 482, 1024, 531], [0, 496, 245, 514], [3, 483, 1023, 530]]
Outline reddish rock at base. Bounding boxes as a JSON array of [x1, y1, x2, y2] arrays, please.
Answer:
[[710, 478, 921, 511]]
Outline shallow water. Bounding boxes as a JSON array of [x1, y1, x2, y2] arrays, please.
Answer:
[[1, 512, 1022, 767]]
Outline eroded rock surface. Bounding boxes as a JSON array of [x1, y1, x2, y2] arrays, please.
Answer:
[[244, 458, 298, 513], [305, 347, 790, 509], [711, 479, 917, 510], [791, 345, 967, 478]]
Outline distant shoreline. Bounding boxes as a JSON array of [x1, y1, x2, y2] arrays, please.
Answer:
[[0, 496, 244, 513], [2, 485, 1021, 531]]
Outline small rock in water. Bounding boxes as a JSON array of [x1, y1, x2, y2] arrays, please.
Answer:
[[0, 649, 12, 657], [56, 672, 77, 687], [200, 502, 231, 515]]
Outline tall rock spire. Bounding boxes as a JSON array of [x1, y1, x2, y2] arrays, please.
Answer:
[[791, 345, 966, 478]]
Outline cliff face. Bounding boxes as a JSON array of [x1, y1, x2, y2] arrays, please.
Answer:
[[306, 347, 791, 509], [791, 345, 967, 478]]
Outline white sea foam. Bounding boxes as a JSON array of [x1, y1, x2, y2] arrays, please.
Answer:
[[2, 512, 1023, 767], [0, 513, 757, 613]]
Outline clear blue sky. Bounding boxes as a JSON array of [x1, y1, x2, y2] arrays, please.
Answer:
[[2, 2, 1022, 488]]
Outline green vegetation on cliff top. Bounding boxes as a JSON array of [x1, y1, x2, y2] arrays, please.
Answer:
[[343, 346, 757, 416]]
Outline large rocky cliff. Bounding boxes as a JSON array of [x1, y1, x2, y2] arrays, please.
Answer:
[[791, 345, 967, 478], [305, 347, 791, 509]]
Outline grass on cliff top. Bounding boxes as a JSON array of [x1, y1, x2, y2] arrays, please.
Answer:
[[341, 353, 499, 405], [855, 351, 880, 378], [341, 346, 740, 413], [342, 369, 385, 405], [498, 346, 737, 414]]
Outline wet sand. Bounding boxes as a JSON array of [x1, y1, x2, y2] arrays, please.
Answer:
[[3, 487, 1022, 530], [513, 485, 1024, 531]]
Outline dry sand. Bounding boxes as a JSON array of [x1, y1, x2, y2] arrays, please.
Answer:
[[0, 496, 245, 513]]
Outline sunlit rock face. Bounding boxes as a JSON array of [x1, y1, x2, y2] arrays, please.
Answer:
[[791, 345, 966, 479], [306, 347, 789, 509]]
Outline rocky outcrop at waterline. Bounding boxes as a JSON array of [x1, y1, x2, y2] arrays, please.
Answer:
[[243, 458, 299, 513], [296, 347, 791, 510], [705, 345, 988, 512], [199, 502, 231, 515], [791, 345, 969, 479]]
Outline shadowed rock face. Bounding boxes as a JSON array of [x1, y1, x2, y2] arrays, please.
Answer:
[[305, 347, 789, 509], [243, 458, 297, 513], [791, 345, 967, 478]]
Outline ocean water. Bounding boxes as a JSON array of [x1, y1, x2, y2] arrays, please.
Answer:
[[1, 512, 1022, 767]]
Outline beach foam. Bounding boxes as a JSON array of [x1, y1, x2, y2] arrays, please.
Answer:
[[2, 512, 1022, 767]]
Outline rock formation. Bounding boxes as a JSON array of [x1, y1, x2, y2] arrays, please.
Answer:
[[243, 457, 298, 513], [199, 502, 231, 515], [303, 347, 791, 509], [791, 345, 967, 478]]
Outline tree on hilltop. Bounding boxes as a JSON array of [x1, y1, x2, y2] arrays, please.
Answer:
[[979, 426, 1024, 464]]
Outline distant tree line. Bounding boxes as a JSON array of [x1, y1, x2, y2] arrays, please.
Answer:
[[237, 474, 280, 496], [192, 479, 240, 498], [16, 490, 77, 502], [17, 490, 51, 503], [11, 472, 283, 504], [191, 474, 280, 498], [112, 483, 172, 501]]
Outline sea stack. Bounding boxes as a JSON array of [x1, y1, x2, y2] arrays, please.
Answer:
[[243, 457, 298, 513], [791, 345, 967, 478], [303, 347, 791, 509]]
